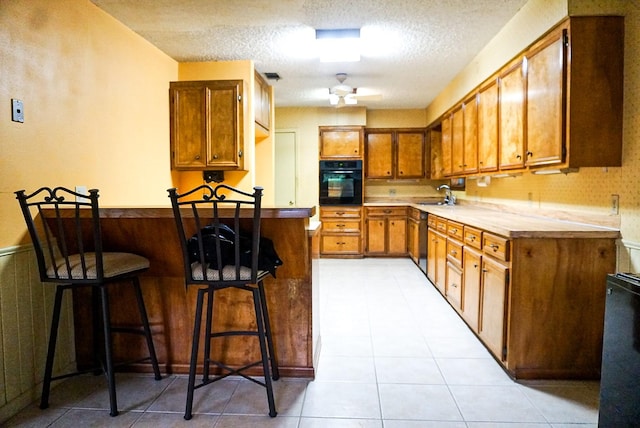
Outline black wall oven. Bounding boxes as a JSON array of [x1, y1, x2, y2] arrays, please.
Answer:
[[319, 160, 363, 205]]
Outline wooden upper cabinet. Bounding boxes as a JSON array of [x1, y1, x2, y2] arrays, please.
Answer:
[[477, 79, 499, 173], [365, 128, 426, 180], [319, 126, 364, 159], [170, 80, 243, 171], [450, 106, 464, 175], [429, 126, 443, 179], [526, 26, 565, 167], [527, 17, 623, 169], [462, 94, 479, 174], [254, 72, 271, 134], [365, 131, 393, 178], [396, 130, 426, 179], [499, 59, 526, 170], [440, 115, 453, 177]]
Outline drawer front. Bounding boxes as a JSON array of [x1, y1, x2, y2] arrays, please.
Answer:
[[446, 260, 463, 311], [366, 206, 407, 217], [409, 207, 426, 221], [483, 233, 510, 261], [436, 218, 448, 234], [446, 238, 463, 265], [464, 225, 483, 250], [427, 215, 438, 229], [321, 234, 361, 254], [321, 206, 361, 219], [447, 220, 464, 241], [322, 220, 361, 233]]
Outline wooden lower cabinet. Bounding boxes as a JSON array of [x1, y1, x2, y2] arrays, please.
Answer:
[[364, 207, 407, 256], [426, 214, 616, 379], [320, 206, 362, 257]]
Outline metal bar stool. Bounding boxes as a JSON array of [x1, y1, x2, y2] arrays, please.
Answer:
[[15, 186, 162, 417], [167, 184, 279, 419]]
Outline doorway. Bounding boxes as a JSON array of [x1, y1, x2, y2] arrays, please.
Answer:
[[274, 130, 298, 207]]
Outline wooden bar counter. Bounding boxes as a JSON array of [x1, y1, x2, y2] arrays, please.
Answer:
[[63, 206, 319, 378]]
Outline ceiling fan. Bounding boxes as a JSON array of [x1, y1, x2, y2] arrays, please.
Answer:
[[328, 73, 382, 107]]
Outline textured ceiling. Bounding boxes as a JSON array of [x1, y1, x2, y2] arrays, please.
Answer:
[[91, 0, 528, 109]]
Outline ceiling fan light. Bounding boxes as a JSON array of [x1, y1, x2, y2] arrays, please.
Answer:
[[316, 29, 361, 62], [344, 95, 357, 105], [329, 93, 340, 105]]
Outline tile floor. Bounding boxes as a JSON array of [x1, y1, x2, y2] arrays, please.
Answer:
[[5, 258, 600, 427]]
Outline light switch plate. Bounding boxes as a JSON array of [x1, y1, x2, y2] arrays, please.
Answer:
[[12, 99, 24, 123]]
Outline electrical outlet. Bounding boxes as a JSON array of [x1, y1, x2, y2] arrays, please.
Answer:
[[389, 188, 396, 196], [11, 99, 24, 123], [611, 194, 619, 215]]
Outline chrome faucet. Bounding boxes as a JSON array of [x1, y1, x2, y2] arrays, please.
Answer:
[[437, 184, 456, 205]]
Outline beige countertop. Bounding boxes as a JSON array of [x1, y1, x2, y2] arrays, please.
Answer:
[[363, 200, 620, 239]]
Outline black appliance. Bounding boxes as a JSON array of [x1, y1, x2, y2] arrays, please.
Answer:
[[418, 211, 428, 274], [319, 160, 363, 205], [598, 273, 640, 427]]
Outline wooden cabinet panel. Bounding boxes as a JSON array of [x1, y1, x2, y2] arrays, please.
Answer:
[[440, 115, 452, 177], [319, 126, 363, 159], [365, 131, 393, 178], [320, 206, 362, 256], [477, 79, 499, 172], [451, 106, 464, 175], [499, 60, 526, 170], [254, 72, 271, 133], [480, 256, 509, 361], [429, 127, 443, 179], [170, 80, 243, 171], [365, 207, 407, 256], [434, 230, 447, 295], [526, 27, 565, 167], [388, 217, 407, 255], [396, 131, 426, 178], [462, 247, 482, 331], [463, 95, 478, 174], [408, 217, 420, 264], [365, 218, 386, 254], [446, 261, 463, 312]]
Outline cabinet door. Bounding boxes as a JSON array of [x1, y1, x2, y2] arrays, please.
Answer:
[[440, 115, 453, 177], [170, 84, 207, 169], [429, 127, 443, 179], [526, 28, 565, 167], [387, 217, 407, 255], [408, 219, 419, 263], [366, 218, 386, 254], [462, 247, 482, 332], [427, 228, 438, 284], [477, 79, 499, 172], [446, 261, 463, 312], [319, 127, 363, 159], [462, 94, 478, 174], [396, 131, 426, 179], [206, 81, 243, 169], [365, 131, 393, 178], [499, 60, 526, 170], [451, 105, 464, 175], [435, 231, 447, 295], [480, 256, 509, 361]]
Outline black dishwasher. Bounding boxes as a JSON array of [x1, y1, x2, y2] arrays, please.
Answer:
[[598, 273, 640, 427]]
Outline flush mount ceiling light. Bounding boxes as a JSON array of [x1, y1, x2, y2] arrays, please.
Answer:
[[316, 29, 360, 62]]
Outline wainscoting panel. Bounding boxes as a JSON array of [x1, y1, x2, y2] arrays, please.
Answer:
[[0, 245, 75, 423]]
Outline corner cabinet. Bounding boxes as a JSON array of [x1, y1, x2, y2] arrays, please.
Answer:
[[169, 80, 244, 171]]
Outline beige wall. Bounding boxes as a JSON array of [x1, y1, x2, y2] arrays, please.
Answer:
[[0, 0, 178, 248]]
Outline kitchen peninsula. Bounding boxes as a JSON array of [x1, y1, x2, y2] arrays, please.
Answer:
[[54, 206, 319, 378]]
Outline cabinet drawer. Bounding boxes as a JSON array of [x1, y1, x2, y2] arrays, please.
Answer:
[[446, 238, 463, 266], [446, 260, 463, 311], [409, 207, 427, 221], [464, 226, 483, 250], [483, 233, 510, 261], [436, 218, 448, 234], [366, 206, 407, 217], [321, 206, 362, 219], [322, 220, 361, 233], [427, 215, 438, 229], [447, 220, 464, 241], [321, 235, 361, 254]]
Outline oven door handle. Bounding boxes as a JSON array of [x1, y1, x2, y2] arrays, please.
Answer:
[[325, 170, 355, 174]]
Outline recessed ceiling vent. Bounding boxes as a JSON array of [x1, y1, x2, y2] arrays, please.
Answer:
[[264, 72, 281, 81]]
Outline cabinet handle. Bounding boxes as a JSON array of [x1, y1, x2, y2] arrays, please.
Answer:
[[468, 235, 476, 241], [450, 250, 457, 256], [490, 244, 500, 251], [238, 150, 243, 157], [516, 154, 522, 160], [195, 155, 201, 160], [213, 154, 219, 159], [527, 151, 533, 157], [337, 224, 345, 228], [336, 212, 345, 215], [474, 263, 478, 268], [383, 210, 392, 214], [451, 283, 458, 288], [450, 228, 458, 234], [399, 171, 404, 175]]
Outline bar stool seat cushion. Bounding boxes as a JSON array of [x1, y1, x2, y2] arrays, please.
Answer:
[[190, 262, 268, 281], [47, 253, 150, 280]]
